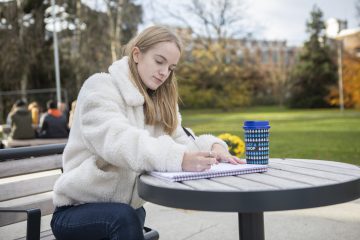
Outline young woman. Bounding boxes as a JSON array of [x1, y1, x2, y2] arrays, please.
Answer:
[[51, 25, 244, 240]]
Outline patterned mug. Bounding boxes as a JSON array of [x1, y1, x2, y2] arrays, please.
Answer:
[[243, 121, 270, 165]]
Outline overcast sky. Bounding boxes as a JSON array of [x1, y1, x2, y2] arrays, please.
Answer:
[[83, 0, 359, 47], [244, 0, 358, 46]]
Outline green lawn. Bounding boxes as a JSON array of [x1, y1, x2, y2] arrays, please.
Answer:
[[181, 107, 360, 165]]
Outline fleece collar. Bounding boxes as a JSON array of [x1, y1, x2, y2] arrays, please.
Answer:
[[108, 56, 144, 107]]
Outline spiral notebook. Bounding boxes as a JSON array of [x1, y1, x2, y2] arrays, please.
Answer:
[[150, 163, 268, 182]]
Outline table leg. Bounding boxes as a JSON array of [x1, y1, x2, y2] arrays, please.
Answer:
[[238, 212, 264, 240]]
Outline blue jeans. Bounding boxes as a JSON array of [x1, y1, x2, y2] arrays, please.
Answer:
[[51, 203, 146, 240]]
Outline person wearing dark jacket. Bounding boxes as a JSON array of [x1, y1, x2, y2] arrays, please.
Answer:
[[39, 100, 69, 138], [9, 100, 35, 139]]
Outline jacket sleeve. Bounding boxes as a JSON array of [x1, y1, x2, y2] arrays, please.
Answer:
[[78, 92, 186, 173], [171, 111, 228, 152]]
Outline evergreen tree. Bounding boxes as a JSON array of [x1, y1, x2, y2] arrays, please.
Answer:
[[287, 5, 337, 108]]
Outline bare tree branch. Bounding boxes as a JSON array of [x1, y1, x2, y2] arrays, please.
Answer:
[[160, 0, 246, 41]]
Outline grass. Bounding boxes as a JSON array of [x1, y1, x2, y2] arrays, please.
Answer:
[[181, 107, 360, 165]]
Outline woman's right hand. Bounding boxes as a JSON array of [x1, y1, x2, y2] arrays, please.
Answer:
[[181, 151, 218, 172]]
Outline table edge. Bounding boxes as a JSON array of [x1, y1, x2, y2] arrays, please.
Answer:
[[138, 176, 360, 212]]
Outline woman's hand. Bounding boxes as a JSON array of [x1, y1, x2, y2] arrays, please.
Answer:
[[211, 143, 246, 164], [182, 151, 218, 172]]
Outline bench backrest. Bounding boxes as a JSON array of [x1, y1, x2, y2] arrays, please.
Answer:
[[2, 138, 68, 148], [0, 144, 65, 226]]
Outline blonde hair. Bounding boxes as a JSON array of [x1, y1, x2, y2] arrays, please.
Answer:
[[124, 26, 183, 135]]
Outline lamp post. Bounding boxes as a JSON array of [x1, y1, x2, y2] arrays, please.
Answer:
[[51, 0, 61, 104], [336, 37, 344, 112], [325, 18, 347, 112]]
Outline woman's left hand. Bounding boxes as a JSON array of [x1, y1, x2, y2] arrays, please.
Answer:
[[210, 143, 246, 164]]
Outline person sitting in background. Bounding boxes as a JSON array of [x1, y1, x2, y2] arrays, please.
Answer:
[[6, 102, 16, 125], [8, 99, 35, 140], [39, 100, 69, 138], [28, 101, 40, 126], [57, 101, 69, 123]]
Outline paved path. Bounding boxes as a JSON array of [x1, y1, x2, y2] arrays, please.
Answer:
[[144, 198, 360, 240], [1, 199, 359, 239]]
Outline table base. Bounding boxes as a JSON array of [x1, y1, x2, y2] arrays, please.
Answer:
[[238, 212, 264, 240]]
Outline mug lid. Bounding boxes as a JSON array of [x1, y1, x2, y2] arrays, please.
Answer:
[[243, 120, 270, 129]]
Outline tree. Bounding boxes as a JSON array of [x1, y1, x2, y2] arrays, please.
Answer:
[[105, 0, 142, 61], [0, 0, 143, 122], [153, 0, 267, 109], [287, 5, 337, 108], [0, 0, 54, 121], [327, 54, 360, 108], [162, 0, 246, 50], [177, 42, 263, 109], [0, 0, 50, 93], [326, 0, 360, 109]]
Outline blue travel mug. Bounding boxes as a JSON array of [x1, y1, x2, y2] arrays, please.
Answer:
[[243, 121, 270, 165]]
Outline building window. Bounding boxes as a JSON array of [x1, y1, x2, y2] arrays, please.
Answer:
[[262, 50, 269, 64], [272, 51, 278, 64], [237, 49, 244, 64]]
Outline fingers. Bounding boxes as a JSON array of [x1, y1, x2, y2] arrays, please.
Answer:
[[218, 154, 247, 164], [199, 156, 218, 165], [197, 152, 219, 164], [195, 159, 215, 171], [198, 155, 218, 171], [230, 156, 246, 164], [198, 151, 216, 158], [236, 158, 247, 164], [208, 148, 245, 165], [227, 157, 238, 164], [183, 152, 218, 172], [183, 149, 248, 173]]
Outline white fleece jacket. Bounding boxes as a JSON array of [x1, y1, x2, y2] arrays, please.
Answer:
[[52, 57, 228, 209]]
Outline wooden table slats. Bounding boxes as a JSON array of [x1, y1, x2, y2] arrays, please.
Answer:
[[237, 172, 311, 189], [211, 176, 278, 191], [275, 159, 360, 176], [269, 162, 356, 182], [282, 158, 360, 170], [140, 159, 360, 192], [264, 168, 337, 186]]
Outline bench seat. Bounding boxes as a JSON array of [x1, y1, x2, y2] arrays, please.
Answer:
[[0, 144, 159, 240]]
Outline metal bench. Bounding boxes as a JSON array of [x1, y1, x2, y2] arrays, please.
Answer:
[[0, 144, 159, 240], [1, 138, 68, 148]]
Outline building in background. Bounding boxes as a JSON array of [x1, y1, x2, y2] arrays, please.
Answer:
[[174, 26, 300, 105], [339, 29, 360, 57], [175, 27, 299, 70], [325, 18, 360, 109]]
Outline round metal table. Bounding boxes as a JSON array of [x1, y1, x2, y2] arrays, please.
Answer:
[[138, 158, 360, 240]]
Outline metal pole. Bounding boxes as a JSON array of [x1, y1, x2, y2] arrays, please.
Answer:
[[238, 212, 265, 240], [51, 0, 62, 104], [337, 40, 344, 112]]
